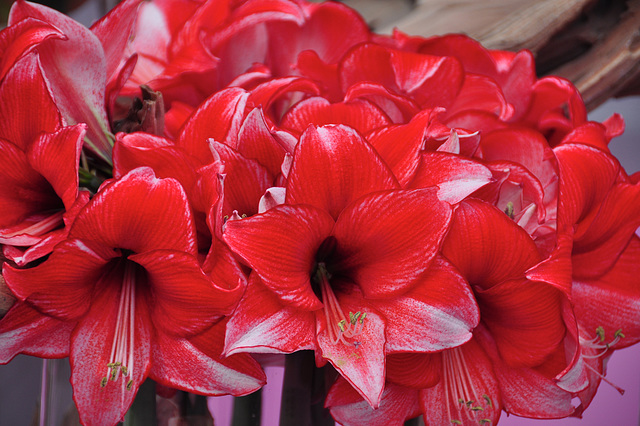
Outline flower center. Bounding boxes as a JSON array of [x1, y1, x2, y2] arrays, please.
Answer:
[[442, 347, 493, 425], [313, 262, 366, 347], [100, 260, 137, 391]]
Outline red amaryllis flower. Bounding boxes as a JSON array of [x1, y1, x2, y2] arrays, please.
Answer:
[[2, 167, 264, 425], [223, 125, 478, 406], [327, 198, 573, 426], [0, 49, 91, 265]]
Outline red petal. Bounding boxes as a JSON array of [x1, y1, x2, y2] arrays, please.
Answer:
[[210, 141, 273, 217], [524, 77, 587, 139], [3, 239, 114, 320], [344, 81, 420, 123], [286, 124, 399, 219], [333, 189, 452, 298], [223, 204, 334, 310], [69, 168, 198, 255], [526, 230, 574, 295], [27, 124, 84, 210], [573, 236, 640, 348], [151, 319, 266, 396], [203, 0, 305, 53], [341, 43, 464, 109], [0, 16, 65, 82], [407, 152, 492, 203], [281, 97, 391, 136], [480, 127, 555, 187], [224, 273, 316, 355], [0, 53, 60, 148], [327, 378, 420, 426], [386, 352, 440, 389], [372, 257, 478, 352], [3, 190, 90, 266], [0, 301, 72, 362], [268, 0, 369, 69], [560, 121, 611, 151], [367, 109, 433, 186], [554, 143, 619, 229], [113, 132, 199, 203], [177, 87, 248, 163], [90, 0, 142, 79], [247, 77, 320, 124], [442, 199, 541, 288], [447, 74, 513, 120], [236, 107, 287, 177], [317, 297, 386, 408], [572, 180, 640, 279], [476, 278, 565, 367], [475, 326, 574, 418], [69, 281, 151, 426], [10, 0, 112, 162], [0, 139, 60, 229], [130, 250, 242, 337]]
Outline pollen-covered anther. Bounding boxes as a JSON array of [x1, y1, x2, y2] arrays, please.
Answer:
[[443, 348, 493, 425], [580, 326, 626, 395], [504, 202, 515, 220], [582, 326, 625, 358]]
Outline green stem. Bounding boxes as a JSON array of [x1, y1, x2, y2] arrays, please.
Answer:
[[123, 379, 156, 426], [279, 351, 315, 426], [231, 389, 262, 426], [310, 364, 336, 426]]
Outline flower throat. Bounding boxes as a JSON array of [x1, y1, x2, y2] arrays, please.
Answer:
[[312, 237, 366, 347]]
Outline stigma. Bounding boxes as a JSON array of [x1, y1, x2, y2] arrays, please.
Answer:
[[314, 262, 366, 346], [100, 261, 137, 391]]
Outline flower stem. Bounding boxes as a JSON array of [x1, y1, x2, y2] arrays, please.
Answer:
[[279, 351, 314, 426], [232, 389, 262, 426], [123, 379, 156, 426], [39, 359, 48, 426]]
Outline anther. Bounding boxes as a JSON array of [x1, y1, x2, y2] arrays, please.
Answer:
[[504, 202, 514, 219]]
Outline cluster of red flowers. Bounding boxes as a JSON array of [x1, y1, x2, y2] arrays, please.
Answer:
[[1, 0, 639, 425]]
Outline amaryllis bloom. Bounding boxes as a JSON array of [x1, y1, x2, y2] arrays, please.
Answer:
[[0, 47, 91, 265], [223, 125, 479, 406], [327, 198, 573, 426], [2, 168, 264, 425]]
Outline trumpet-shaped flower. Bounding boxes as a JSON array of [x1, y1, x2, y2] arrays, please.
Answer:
[[3, 168, 264, 425]]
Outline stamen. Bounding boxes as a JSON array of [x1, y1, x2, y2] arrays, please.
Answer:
[[314, 262, 366, 346], [442, 348, 493, 425], [579, 327, 626, 395], [100, 261, 136, 391], [581, 327, 625, 358], [504, 202, 514, 220], [3, 211, 65, 238]]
